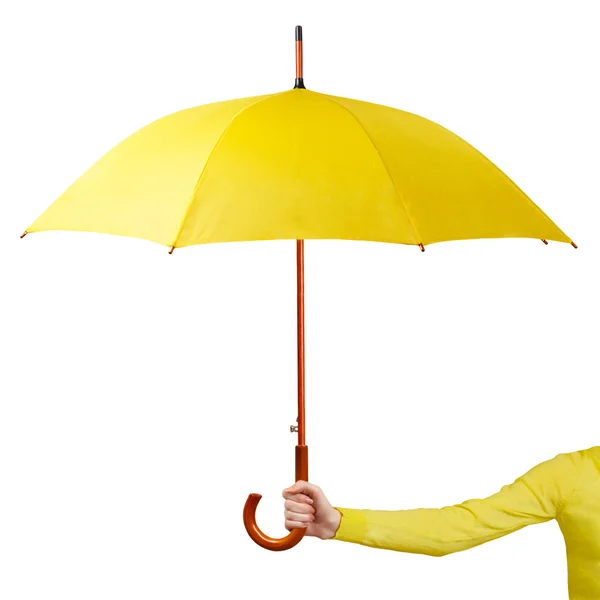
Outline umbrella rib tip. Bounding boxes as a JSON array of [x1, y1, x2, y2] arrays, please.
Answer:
[[169, 245, 175, 254], [541, 238, 548, 245], [418, 243, 425, 252], [571, 241, 578, 249], [20, 231, 27, 239]]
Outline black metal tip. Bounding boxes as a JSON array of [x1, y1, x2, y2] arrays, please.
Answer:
[[294, 78, 306, 89], [295, 25, 302, 41]]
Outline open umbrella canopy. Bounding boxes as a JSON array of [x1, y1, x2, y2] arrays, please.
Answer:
[[25, 88, 572, 251]]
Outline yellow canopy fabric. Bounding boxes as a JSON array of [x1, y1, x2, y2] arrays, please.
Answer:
[[26, 88, 572, 249]]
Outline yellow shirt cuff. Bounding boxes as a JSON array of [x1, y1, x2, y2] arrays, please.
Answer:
[[331, 507, 368, 543]]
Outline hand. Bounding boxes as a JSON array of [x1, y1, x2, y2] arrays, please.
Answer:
[[282, 480, 342, 540]]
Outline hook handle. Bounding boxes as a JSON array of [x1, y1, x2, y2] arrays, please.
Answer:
[[243, 445, 308, 551], [243, 493, 307, 551]]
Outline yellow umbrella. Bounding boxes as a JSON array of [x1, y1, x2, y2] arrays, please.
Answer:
[[21, 26, 576, 552]]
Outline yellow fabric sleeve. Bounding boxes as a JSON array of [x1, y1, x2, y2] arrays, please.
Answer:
[[331, 451, 584, 556]]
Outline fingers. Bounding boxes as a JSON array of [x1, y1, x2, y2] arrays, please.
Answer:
[[285, 519, 310, 531], [284, 498, 315, 514], [283, 481, 323, 534], [284, 505, 316, 531], [282, 480, 318, 502], [282, 492, 313, 504], [283, 480, 316, 495], [284, 508, 315, 523]]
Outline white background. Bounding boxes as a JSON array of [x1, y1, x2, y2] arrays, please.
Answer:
[[1, 1, 598, 598]]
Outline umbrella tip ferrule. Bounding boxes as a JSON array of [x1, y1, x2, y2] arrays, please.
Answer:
[[169, 245, 175, 254], [541, 239, 548, 245], [419, 243, 425, 252], [571, 241, 578, 249], [20, 231, 28, 239]]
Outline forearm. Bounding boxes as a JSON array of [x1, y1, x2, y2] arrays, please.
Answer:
[[327, 452, 582, 555], [330, 501, 551, 556]]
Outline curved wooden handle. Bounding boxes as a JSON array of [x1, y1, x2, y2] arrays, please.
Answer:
[[243, 493, 307, 551], [243, 445, 309, 551]]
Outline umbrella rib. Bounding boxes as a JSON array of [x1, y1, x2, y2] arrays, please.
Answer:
[[169, 91, 289, 250], [318, 94, 424, 248]]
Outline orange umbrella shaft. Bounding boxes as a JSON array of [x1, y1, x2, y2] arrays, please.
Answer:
[[297, 240, 306, 447], [296, 40, 303, 79], [295, 25, 306, 455], [295, 26, 308, 484]]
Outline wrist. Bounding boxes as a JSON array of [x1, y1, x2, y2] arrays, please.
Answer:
[[322, 509, 342, 540]]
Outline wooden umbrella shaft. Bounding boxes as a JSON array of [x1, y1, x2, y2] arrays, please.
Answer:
[[296, 38, 303, 79], [295, 25, 308, 483], [297, 240, 305, 445], [296, 240, 308, 481]]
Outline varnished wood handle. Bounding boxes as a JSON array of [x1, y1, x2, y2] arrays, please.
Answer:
[[243, 445, 309, 551]]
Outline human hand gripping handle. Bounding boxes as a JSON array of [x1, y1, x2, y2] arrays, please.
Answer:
[[282, 481, 342, 540]]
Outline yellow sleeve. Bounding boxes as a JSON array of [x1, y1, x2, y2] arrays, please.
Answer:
[[331, 450, 584, 556]]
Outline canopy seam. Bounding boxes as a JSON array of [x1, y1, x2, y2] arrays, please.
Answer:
[[170, 91, 289, 249], [317, 93, 423, 247]]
